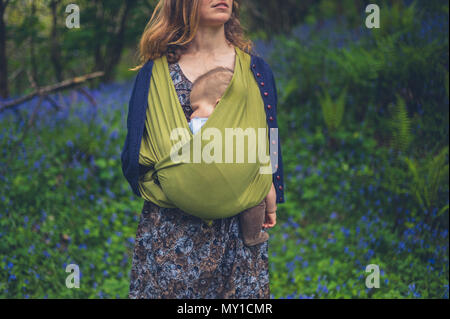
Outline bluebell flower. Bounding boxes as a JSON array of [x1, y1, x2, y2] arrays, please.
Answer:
[[341, 227, 350, 237], [286, 261, 295, 273], [408, 283, 421, 298], [109, 130, 118, 139]]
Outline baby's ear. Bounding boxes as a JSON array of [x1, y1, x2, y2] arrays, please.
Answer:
[[215, 98, 221, 105]]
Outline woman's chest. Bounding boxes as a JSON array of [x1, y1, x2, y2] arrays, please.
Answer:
[[177, 51, 236, 83]]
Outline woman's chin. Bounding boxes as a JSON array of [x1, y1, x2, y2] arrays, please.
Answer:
[[201, 16, 231, 26]]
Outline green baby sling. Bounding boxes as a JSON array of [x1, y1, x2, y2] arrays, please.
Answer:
[[138, 46, 273, 225]]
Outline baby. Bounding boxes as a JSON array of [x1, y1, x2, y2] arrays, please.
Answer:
[[188, 66, 276, 246], [188, 66, 233, 134]]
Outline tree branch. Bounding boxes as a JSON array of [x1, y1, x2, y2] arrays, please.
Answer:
[[0, 71, 104, 112]]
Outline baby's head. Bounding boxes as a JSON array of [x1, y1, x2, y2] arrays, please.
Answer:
[[189, 67, 234, 119]]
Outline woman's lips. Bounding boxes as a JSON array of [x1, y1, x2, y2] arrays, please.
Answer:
[[213, 3, 228, 9]]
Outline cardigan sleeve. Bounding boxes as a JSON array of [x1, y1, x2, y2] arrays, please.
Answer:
[[265, 60, 285, 204], [120, 71, 139, 195]]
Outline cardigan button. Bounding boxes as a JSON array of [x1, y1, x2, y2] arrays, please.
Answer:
[[272, 140, 276, 145], [264, 92, 269, 97], [260, 82, 264, 86], [275, 164, 278, 168], [279, 197, 283, 201], [278, 185, 283, 190], [252, 64, 256, 68], [276, 175, 280, 180], [273, 151, 277, 155], [267, 104, 272, 109], [269, 116, 273, 121], [257, 73, 261, 77]]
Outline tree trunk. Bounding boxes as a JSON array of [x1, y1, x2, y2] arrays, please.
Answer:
[[0, 0, 9, 98], [93, 0, 105, 73], [103, 0, 137, 82], [50, 0, 63, 81]]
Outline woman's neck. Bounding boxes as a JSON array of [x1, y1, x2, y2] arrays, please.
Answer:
[[185, 24, 232, 56]]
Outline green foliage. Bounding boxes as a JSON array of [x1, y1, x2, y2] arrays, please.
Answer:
[[386, 95, 413, 154], [318, 87, 347, 133], [264, 0, 449, 299], [0, 82, 143, 299], [404, 146, 449, 211]]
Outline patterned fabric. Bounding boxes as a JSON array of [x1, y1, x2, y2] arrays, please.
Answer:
[[168, 62, 194, 123], [128, 61, 271, 299]]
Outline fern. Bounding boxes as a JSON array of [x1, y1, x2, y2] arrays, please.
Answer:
[[404, 145, 449, 211], [387, 94, 412, 154], [318, 88, 347, 133]]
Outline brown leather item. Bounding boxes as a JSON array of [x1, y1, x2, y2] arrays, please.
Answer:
[[239, 200, 269, 246]]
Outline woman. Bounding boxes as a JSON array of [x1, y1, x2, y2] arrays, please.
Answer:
[[122, 0, 285, 299]]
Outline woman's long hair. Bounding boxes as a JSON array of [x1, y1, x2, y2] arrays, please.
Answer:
[[132, 0, 255, 70]]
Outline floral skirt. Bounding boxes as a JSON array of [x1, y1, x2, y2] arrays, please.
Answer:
[[128, 200, 270, 299]]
